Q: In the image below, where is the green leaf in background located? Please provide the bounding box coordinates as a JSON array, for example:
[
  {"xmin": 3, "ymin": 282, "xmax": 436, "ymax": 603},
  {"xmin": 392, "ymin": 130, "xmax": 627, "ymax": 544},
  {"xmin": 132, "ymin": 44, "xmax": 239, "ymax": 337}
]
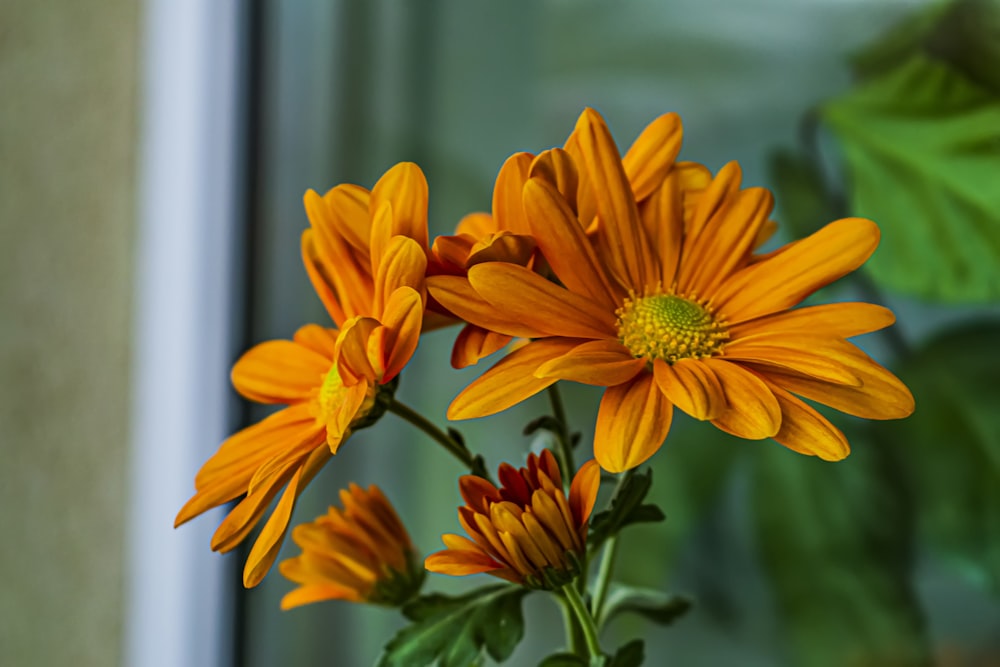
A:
[
  {"xmin": 377, "ymin": 585, "xmax": 529, "ymax": 667},
  {"xmin": 851, "ymin": 0, "xmax": 1000, "ymax": 95},
  {"xmin": 597, "ymin": 585, "xmax": 692, "ymax": 629},
  {"xmin": 588, "ymin": 469, "xmax": 665, "ymax": 550},
  {"xmin": 607, "ymin": 639, "xmax": 644, "ymax": 667},
  {"xmin": 767, "ymin": 148, "xmax": 837, "ymax": 239},
  {"xmin": 874, "ymin": 322, "xmax": 1000, "ymax": 593},
  {"xmin": 822, "ymin": 53, "xmax": 1000, "ymax": 303},
  {"xmin": 753, "ymin": 441, "xmax": 930, "ymax": 667},
  {"xmin": 538, "ymin": 653, "xmax": 588, "ymax": 667}
]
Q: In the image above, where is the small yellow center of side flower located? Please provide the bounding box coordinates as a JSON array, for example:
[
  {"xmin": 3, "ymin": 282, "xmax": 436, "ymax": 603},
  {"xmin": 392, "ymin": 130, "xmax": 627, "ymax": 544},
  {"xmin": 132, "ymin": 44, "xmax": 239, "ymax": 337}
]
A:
[
  {"xmin": 616, "ymin": 293, "xmax": 728, "ymax": 363},
  {"xmin": 316, "ymin": 364, "xmax": 349, "ymax": 423}
]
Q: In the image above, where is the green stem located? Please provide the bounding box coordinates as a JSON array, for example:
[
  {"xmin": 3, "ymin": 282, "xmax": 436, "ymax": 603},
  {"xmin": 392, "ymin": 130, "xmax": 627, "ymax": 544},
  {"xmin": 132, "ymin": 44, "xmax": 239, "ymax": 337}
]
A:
[
  {"xmin": 556, "ymin": 594, "xmax": 582, "ymax": 656},
  {"xmin": 589, "ymin": 470, "xmax": 632, "ymax": 621},
  {"xmin": 547, "ymin": 384, "xmax": 574, "ymax": 489},
  {"xmin": 562, "ymin": 584, "xmax": 604, "ymax": 664},
  {"xmin": 590, "ymin": 534, "xmax": 618, "ymax": 625},
  {"xmin": 388, "ymin": 400, "xmax": 487, "ymax": 478}
]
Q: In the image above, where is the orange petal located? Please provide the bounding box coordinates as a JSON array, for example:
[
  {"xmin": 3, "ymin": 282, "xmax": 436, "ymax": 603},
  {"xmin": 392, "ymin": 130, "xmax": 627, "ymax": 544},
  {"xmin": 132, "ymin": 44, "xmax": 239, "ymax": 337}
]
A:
[
  {"xmin": 319, "ymin": 183, "xmax": 371, "ymax": 254},
  {"xmin": 190, "ymin": 403, "xmax": 317, "ymax": 490},
  {"xmin": 425, "ymin": 548, "xmax": 504, "ymax": 576},
  {"xmin": 280, "ymin": 583, "xmax": 362, "ymax": 610},
  {"xmin": 535, "ymin": 339, "xmax": 645, "ymax": 386},
  {"xmin": 323, "ymin": 382, "xmax": 366, "ymax": 454},
  {"xmin": 467, "ymin": 232, "xmax": 536, "ymax": 267},
  {"xmin": 209, "ymin": 468, "xmax": 297, "ymax": 554},
  {"xmin": 292, "ymin": 324, "xmax": 339, "ymax": 358},
  {"xmin": 492, "ymin": 152, "xmax": 533, "ymax": 235},
  {"xmin": 370, "ymin": 162, "xmax": 429, "ymax": 261},
  {"xmin": 301, "ymin": 231, "xmax": 347, "ymax": 326},
  {"xmin": 730, "ymin": 302, "xmax": 896, "ymax": 340},
  {"xmin": 574, "ymin": 108, "xmax": 651, "ymax": 288},
  {"xmin": 448, "ymin": 338, "xmax": 582, "ymax": 419},
  {"xmin": 231, "ymin": 339, "xmax": 328, "ymax": 404},
  {"xmin": 722, "ymin": 333, "xmax": 864, "ymax": 386},
  {"xmin": 373, "ymin": 235, "xmax": 426, "ymax": 316},
  {"xmin": 456, "ymin": 211, "xmax": 497, "ymax": 237},
  {"xmin": 243, "ymin": 446, "xmax": 332, "ymax": 587},
  {"xmin": 714, "ymin": 218, "xmax": 881, "ymax": 323},
  {"xmin": 427, "ymin": 275, "xmax": 550, "ymax": 339},
  {"xmin": 594, "ymin": 373, "xmax": 673, "ymax": 472},
  {"xmin": 431, "ymin": 233, "xmax": 476, "ymax": 270},
  {"xmin": 641, "ymin": 173, "xmax": 683, "ymax": 287},
  {"xmin": 335, "ymin": 317, "xmax": 380, "ymax": 386},
  {"xmin": 765, "ymin": 382, "xmax": 850, "ymax": 460},
  {"xmin": 247, "ymin": 436, "xmax": 321, "ymax": 496},
  {"xmin": 683, "ymin": 161, "xmax": 743, "ymax": 240},
  {"xmin": 303, "ymin": 191, "xmax": 373, "ymax": 318},
  {"xmin": 680, "ymin": 186, "xmax": 774, "ymax": 297},
  {"xmin": 704, "ymin": 359, "xmax": 781, "ymax": 439},
  {"xmin": 568, "ymin": 460, "xmax": 601, "ymax": 527},
  {"xmin": 652, "ymin": 357, "xmax": 726, "ymax": 421},
  {"xmin": 468, "ymin": 262, "xmax": 617, "ymax": 339},
  {"xmin": 754, "ymin": 349, "xmax": 914, "ymax": 421},
  {"xmin": 523, "ymin": 176, "xmax": 618, "ymax": 306},
  {"xmin": 381, "ymin": 286, "xmax": 423, "ymax": 381},
  {"xmin": 451, "ymin": 325, "xmax": 512, "ymax": 369},
  {"xmin": 622, "ymin": 112, "xmax": 683, "ymax": 201},
  {"xmin": 562, "ymin": 130, "xmax": 597, "ymax": 227},
  {"xmin": 530, "ymin": 148, "xmax": 579, "ymax": 214}
]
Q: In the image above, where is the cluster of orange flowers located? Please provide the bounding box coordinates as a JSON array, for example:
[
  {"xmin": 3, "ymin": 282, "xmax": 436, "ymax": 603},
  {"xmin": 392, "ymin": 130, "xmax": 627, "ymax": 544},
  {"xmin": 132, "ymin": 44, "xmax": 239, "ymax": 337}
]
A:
[{"xmin": 175, "ymin": 108, "xmax": 913, "ymax": 608}]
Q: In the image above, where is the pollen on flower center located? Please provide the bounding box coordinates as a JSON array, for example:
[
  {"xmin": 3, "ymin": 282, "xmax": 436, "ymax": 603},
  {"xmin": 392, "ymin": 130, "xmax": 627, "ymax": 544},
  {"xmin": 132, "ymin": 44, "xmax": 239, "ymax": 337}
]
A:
[{"xmin": 616, "ymin": 292, "xmax": 728, "ymax": 363}]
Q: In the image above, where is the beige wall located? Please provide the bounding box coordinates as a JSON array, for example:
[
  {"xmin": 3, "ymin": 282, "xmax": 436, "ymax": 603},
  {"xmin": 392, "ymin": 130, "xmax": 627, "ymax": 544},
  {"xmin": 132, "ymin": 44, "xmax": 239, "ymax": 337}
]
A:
[{"xmin": 0, "ymin": 2, "xmax": 139, "ymax": 665}]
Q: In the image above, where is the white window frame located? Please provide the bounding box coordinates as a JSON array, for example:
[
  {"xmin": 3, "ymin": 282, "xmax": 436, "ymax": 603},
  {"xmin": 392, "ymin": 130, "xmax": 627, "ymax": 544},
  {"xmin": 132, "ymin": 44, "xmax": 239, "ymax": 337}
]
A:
[{"xmin": 125, "ymin": 1, "xmax": 247, "ymax": 665}]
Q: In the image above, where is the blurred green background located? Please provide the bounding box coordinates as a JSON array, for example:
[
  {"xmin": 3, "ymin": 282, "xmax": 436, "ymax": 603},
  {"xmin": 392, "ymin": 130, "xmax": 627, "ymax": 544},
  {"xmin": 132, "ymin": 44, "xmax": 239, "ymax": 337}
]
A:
[{"xmin": 2, "ymin": 0, "xmax": 998, "ymax": 665}]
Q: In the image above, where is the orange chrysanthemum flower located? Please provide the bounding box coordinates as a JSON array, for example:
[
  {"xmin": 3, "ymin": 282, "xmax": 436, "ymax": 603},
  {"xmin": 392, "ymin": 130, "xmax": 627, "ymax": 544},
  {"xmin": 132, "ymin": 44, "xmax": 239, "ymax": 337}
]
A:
[
  {"xmin": 279, "ymin": 484, "xmax": 423, "ymax": 609},
  {"xmin": 428, "ymin": 152, "xmax": 540, "ymax": 368},
  {"xmin": 175, "ymin": 164, "xmax": 429, "ymax": 587},
  {"xmin": 425, "ymin": 450, "xmax": 600, "ymax": 588},
  {"xmin": 430, "ymin": 108, "xmax": 914, "ymax": 473}
]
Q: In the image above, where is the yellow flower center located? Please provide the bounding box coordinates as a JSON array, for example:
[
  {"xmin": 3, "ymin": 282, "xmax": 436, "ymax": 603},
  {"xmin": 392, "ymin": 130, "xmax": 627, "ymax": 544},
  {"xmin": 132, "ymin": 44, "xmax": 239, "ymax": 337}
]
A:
[
  {"xmin": 616, "ymin": 292, "xmax": 728, "ymax": 363},
  {"xmin": 311, "ymin": 362, "xmax": 398, "ymax": 431},
  {"xmin": 317, "ymin": 364, "xmax": 349, "ymax": 423}
]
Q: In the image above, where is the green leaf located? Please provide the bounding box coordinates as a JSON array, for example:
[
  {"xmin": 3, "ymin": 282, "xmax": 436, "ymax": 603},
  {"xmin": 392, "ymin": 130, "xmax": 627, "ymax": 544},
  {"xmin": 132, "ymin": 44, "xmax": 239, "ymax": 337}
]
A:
[
  {"xmin": 753, "ymin": 441, "xmax": 930, "ymax": 667},
  {"xmin": 377, "ymin": 585, "xmax": 530, "ymax": 667},
  {"xmin": 607, "ymin": 640, "xmax": 644, "ymax": 667},
  {"xmin": 767, "ymin": 148, "xmax": 837, "ymax": 240},
  {"xmin": 537, "ymin": 654, "xmax": 588, "ymax": 667},
  {"xmin": 598, "ymin": 585, "xmax": 692, "ymax": 629},
  {"xmin": 874, "ymin": 322, "xmax": 1000, "ymax": 593},
  {"xmin": 822, "ymin": 52, "xmax": 1000, "ymax": 303},
  {"xmin": 588, "ymin": 469, "xmax": 665, "ymax": 549},
  {"xmin": 925, "ymin": 0, "xmax": 1000, "ymax": 94},
  {"xmin": 851, "ymin": 0, "xmax": 1000, "ymax": 94}
]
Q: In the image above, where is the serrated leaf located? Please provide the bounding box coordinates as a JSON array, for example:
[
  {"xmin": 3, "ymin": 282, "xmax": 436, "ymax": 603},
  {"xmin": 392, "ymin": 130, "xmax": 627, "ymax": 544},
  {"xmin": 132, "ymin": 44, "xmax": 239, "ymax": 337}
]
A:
[
  {"xmin": 598, "ymin": 585, "xmax": 692, "ymax": 629},
  {"xmin": 874, "ymin": 322, "xmax": 1000, "ymax": 593},
  {"xmin": 822, "ymin": 53, "xmax": 1000, "ymax": 303},
  {"xmin": 608, "ymin": 639, "xmax": 644, "ymax": 667},
  {"xmin": 768, "ymin": 149, "xmax": 836, "ymax": 240},
  {"xmin": 753, "ymin": 441, "xmax": 930, "ymax": 667},
  {"xmin": 588, "ymin": 470, "xmax": 664, "ymax": 549},
  {"xmin": 378, "ymin": 585, "xmax": 529, "ymax": 667}
]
